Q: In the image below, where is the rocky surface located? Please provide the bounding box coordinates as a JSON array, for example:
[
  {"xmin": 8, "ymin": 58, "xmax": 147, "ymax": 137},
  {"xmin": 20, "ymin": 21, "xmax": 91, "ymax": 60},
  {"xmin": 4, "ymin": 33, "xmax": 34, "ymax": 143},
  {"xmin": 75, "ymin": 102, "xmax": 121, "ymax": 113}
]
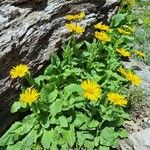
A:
[
  {"xmin": 0, "ymin": 0, "xmax": 118, "ymax": 135},
  {"xmin": 120, "ymin": 128, "xmax": 150, "ymax": 150}
]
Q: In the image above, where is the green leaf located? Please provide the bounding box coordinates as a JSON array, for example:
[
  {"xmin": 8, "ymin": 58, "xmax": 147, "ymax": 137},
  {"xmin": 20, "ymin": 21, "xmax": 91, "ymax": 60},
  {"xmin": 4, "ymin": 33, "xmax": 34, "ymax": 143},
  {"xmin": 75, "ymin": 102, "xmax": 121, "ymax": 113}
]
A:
[
  {"xmin": 87, "ymin": 120, "xmax": 99, "ymax": 128},
  {"xmin": 64, "ymin": 84, "xmax": 82, "ymax": 95},
  {"xmin": 111, "ymin": 13, "xmax": 127, "ymax": 27},
  {"xmin": 50, "ymin": 99, "xmax": 63, "ymax": 116},
  {"xmin": 100, "ymin": 146, "xmax": 110, "ymax": 150},
  {"xmin": 118, "ymin": 128, "xmax": 128, "ymax": 138},
  {"xmin": 100, "ymin": 127, "xmax": 118, "ymax": 147},
  {"xmin": 58, "ymin": 116, "xmax": 68, "ymax": 128},
  {"xmin": 34, "ymin": 75, "xmax": 50, "ymax": 86},
  {"xmin": 11, "ymin": 101, "xmax": 26, "ymax": 113},
  {"xmin": 40, "ymin": 84, "xmax": 55, "ymax": 101},
  {"xmin": 84, "ymin": 140, "xmax": 95, "ymax": 150},
  {"xmin": 48, "ymin": 89, "xmax": 58, "ymax": 102},
  {"xmin": 77, "ymin": 132, "xmax": 85, "ymax": 147},
  {"xmin": 0, "ymin": 122, "xmax": 22, "ymax": 146},
  {"xmin": 41, "ymin": 129, "xmax": 53, "ymax": 149},
  {"xmin": 62, "ymin": 126, "xmax": 75, "ymax": 147}
]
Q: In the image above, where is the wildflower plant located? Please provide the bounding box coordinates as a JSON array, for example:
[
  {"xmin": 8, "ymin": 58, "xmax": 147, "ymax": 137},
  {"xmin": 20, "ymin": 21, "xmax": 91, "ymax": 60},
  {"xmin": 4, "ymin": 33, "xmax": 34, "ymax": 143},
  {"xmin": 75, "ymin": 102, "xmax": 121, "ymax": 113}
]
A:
[{"xmin": 0, "ymin": 10, "xmax": 142, "ymax": 150}]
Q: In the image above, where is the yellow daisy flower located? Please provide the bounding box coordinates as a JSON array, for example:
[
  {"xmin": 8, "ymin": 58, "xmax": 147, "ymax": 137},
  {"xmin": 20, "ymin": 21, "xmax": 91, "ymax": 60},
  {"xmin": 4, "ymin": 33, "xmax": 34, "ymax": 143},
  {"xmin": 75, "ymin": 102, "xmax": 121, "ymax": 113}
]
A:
[
  {"xmin": 117, "ymin": 28, "xmax": 131, "ymax": 35},
  {"xmin": 135, "ymin": 50, "xmax": 145, "ymax": 57},
  {"xmin": 117, "ymin": 66, "xmax": 127, "ymax": 76},
  {"xmin": 116, "ymin": 48, "xmax": 131, "ymax": 57},
  {"xmin": 81, "ymin": 80, "xmax": 101, "ymax": 101},
  {"xmin": 65, "ymin": 12, "xmax": 85, "ymax": 21},
  {"xmin": 95, "ymin": 31, "xmax": 111, "ymax": 42},
  {"xmin": 107, "ymin": 92, "xmax": 127, "ymax": 106},
  {"xmin": 20, "ymin": 87, "xmax": 40, "ymax": 105},
  {"xmin": 94, "ymin": 23, "xmax": 110, "ymax": 32},
  {"xmin": 127, "ymin": 0, "xmax": 136, "ymax": 5},
  {"xmin": 10, "ymin": 64, "xmax": 29, "ymax": 79},
  {"xmin": 124, "ymin": 26, "xmax": 135, "ymax": 33},
  {"xmin": 65, "ymin": 23, "xmax": 85, "ymax": 33},
  {"xmin": 125, "ymin": 71, "xmax": 142, "ymax": 86}
]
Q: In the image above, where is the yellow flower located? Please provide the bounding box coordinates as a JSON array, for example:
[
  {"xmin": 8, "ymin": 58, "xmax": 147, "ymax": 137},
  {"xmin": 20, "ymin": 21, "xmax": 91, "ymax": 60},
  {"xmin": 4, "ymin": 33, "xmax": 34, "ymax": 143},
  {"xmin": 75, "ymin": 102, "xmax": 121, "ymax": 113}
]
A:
[
  {"xmin": 127, "ymin": 0, "xmax": 136, "ymax": 5},
  {"xmin": 135, "ymin": 50, "xmax": 145, "ymax": 57},
  {"xmin": 125, "ymin": 71, "xmax": 142, "ymax": 86},
  {"xmin": 116, "ymin": 48, "xmax": 131, "ymax": 57},
  {"xmin": 65, "ymin": 23, "xmax": 85, "ymax": 33},
  {"xmin": 95, "ymin": 31, "xmax": 111, "ymax": 42},
  {"xmin": 107, "ymin": 92, "xmax": 127, "ymax": 106},
  {"xmin": 94, "ymin": 23, "xmax": 110, "ymax": 32},
  {"xmin": 117, "ymin": 66, "xmax": 127, "ymax": 76},
  {"xmin": 81, "ymin": 80, "xmax": 101, "ymax": 101},
  {"xmin": 124, "ymin": 26, "xmax": 135, "ymax": 33},
  {"xmin": 10, "ymin": 64, "xmax": 29, "ymax": 79},
  {"xmin": 20, "ymin": 87, "xmax": 40, "ymax": 105},
  {"xmin": 117, "ymin": 28, "xmax": 131, "ymax": 35},
  {"xmin": 65, "ymin": 12, "xmax": 85, "ymax": 21}
]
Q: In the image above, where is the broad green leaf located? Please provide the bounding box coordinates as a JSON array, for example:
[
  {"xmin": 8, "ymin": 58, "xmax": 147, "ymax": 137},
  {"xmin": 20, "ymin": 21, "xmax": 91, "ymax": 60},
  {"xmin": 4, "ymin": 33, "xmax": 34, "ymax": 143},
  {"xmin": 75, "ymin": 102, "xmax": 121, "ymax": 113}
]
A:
[
  {"xmin": 50, "ymin": 99, "xmax": 63, "ymax": 116},
  {"xmin": 77, "ymin": 132, "xmax": 85, "ymax": 147},
  {"xmin": 100, "ymin": 127, "xmax": 118, "ymax": 147},
  {"xmin": 11, "ymin": 101, "xmax": 26, "ymax": 113},
  {"xmin": 118, "ymin": 128, "xmax": 128, "ymax": 138},
  {"xmin": 58, "ymin": 116, "xmax": 68, "ymax": 128},
  {"xmin": 100, "ymin": 146, "xmax": 110, "ymax": 150},
  {"xmin": 87, "ymin": 120, "xmax": 99, "ymax": 128},
  {"xmin": 7, "ymin": 141, "xmax": 23, "ymax": 150},
  {"xmin": 40, "ymin": 84, "xmax": 55, "ymax": 101},
  {"xmin": 84, "ymin": 140, "xmax": 95, "ymax": 150},
  {"xmin": 0, "ymin": 122, "xmax": 22, "ymax": 146},
  {"xmin": 48, "ymin": 89, "xmax": 58, "ymax": 102},
  {"xmin": 64, "ymin": 84, "xmax": 82, "ymax": 94},
  {"xmin": 41, "ymin": 129, "xmax": 53, "ymax": 149},
  {"xmin": 34, "ymin": 75, "xmax": 50, "ymax": 86},
  {"xmin": 62, "ymin": 126, "xmax": 75, "ymax": 147},
  {"xmin": 21, "ymin": 129, "xmax": 37, "ymax": 150},
  {"xmin": 111, "ymin": 13, "xmax": 127, "ymax": 27}
]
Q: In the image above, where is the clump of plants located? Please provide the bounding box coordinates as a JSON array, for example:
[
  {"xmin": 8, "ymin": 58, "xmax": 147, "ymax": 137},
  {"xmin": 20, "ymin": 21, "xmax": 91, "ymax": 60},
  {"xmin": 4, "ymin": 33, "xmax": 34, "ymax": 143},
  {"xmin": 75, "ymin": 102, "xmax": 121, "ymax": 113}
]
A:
[{"xmin": 0, "ymin": 9, "xmax": 144, "ymax": 150}]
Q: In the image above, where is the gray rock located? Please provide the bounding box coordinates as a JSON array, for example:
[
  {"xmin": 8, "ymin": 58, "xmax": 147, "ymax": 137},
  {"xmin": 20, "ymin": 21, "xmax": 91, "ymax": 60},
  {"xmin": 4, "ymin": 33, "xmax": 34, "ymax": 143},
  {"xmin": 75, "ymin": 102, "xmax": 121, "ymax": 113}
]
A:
[
  {"xmin": 120, "ymin": 128, "xmax": 150, "ymax": 150},
  {"xmin": 0, "ymin": 0, "xmax": 118, "ymax": 134}
]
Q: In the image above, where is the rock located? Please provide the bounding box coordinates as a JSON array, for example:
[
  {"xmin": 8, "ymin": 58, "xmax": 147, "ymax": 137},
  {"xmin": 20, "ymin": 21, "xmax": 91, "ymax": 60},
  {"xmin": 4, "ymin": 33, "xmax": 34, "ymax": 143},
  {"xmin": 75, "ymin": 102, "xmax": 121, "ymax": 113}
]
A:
[
  {"xmin": 0, "ymin": 0, "xmax": 119, "ymax": 135},
  {"xmin": 120, "ymin": 128, "xmax": 150, "ymax": 150}
]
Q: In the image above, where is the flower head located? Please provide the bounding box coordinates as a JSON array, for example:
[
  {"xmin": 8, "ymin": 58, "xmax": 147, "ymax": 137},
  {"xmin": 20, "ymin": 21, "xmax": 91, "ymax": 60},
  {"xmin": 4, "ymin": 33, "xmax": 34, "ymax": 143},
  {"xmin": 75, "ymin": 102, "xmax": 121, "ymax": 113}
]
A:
[
  {"xmin": 116, "ymin": 48, "xmax": 131, "ymax": 57},
  {"xmin": 127, "ymin": 0, "xmax": 136, "ymax": 5},
  {"xmin": 65, "ymin": 12, "xmax": 85, "ymax": 21},
  {"xmin": 135, "ymin": 50, "xmax": 145, "ymax": 57},
  {"xmin": 65, "ymin": 23, "xmax": 84, "ymax": 33},
  {"xmin": 117, "ymin": 66, "xmax": 127, "ymax": 76},
  {"xmin": 95, "ymin": 31, "xmax": 111, "ymax": 42},
  {"xmin": 81, "ymin": 80, "xmax": 101, "ymax": 101},
  {"xmin": 10, "ymin": 64, "xmax": 29, "ymax": 79},
  {"xmin": 107, "ymin": 92, "xmax": 127, "ymax": 106},
  {"xmin": 125, "ymin": 71, "xmax": 142, "ymax": 86},
  {"xmin": 94, "ymin": 23, "xmax": 110, "ymax": 32},
  {"xmin": 20, "ymin": 87, "xmax": 40, "ymax": 105},
  {"xmin": 117, "ymin": 28, "xmax": 131, "ymax": 35}
]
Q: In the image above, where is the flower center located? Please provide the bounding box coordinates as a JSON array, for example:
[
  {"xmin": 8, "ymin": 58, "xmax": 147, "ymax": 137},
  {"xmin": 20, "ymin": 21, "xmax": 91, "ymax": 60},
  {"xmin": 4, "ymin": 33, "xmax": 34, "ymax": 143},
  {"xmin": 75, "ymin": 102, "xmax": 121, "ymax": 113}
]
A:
[{"xmin": 86, "ymin": 87, "xmax": 94, "ymax": 94}]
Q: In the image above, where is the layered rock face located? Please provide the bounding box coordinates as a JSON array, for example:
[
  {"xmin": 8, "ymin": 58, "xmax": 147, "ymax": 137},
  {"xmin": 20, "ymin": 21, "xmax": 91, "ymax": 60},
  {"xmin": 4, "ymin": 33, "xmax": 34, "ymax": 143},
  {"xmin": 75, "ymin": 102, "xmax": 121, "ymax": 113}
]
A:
[{"xmin": 0, "ymin": 0, "xmax": 118, "ymax": 134}]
